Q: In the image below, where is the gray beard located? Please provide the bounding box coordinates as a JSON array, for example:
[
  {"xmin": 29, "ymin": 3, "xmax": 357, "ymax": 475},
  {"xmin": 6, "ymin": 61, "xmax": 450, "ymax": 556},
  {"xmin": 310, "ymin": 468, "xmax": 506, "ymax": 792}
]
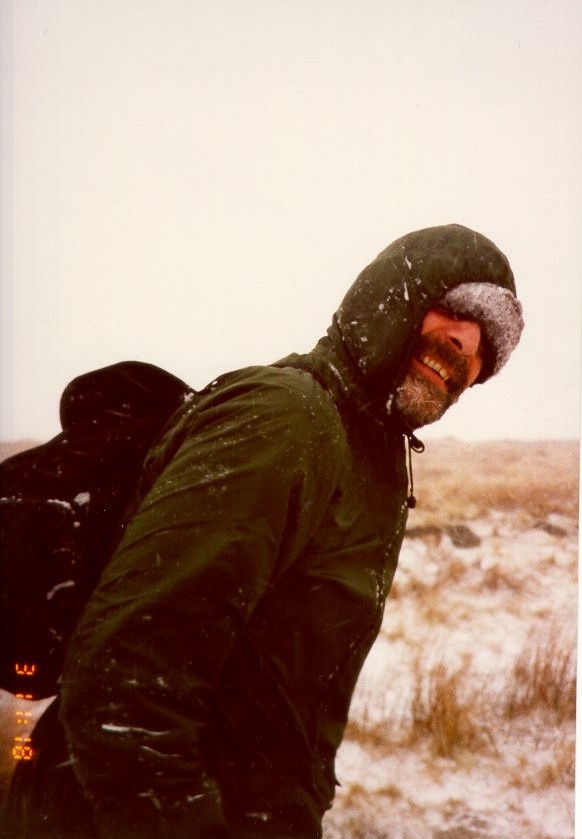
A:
[{"xmin": 393, "ymin": 370, "xmax": 459, "ymax": 428}]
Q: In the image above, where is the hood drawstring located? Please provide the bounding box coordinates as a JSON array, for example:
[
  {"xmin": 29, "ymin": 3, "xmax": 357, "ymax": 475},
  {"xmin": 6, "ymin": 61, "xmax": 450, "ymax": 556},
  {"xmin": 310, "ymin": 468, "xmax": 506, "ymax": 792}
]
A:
[{"xmin": 404, "ymin": 431, "xmax": 425, "ymax": 508}]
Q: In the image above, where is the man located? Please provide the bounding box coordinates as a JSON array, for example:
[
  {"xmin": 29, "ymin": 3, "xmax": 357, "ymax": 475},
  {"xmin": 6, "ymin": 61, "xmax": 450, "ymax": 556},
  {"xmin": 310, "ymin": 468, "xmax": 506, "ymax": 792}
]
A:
[{"xmin": 14, "ymin": 224, "xmax": 524, "ymax": 838}]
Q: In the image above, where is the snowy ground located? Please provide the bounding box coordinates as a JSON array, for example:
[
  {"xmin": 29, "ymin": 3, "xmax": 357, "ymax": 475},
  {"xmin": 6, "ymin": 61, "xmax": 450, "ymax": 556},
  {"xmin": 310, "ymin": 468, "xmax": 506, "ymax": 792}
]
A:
[{"xmin": 323, "ymin": 440, "xmax": 578, "ymax": 839}]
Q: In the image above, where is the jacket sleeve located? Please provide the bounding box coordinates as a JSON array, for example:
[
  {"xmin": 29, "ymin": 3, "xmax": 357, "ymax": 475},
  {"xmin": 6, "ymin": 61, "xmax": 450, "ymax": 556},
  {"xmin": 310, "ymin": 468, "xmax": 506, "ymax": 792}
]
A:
[{"xmin": 59, "ymin": 369, "xmax": 348, "ymax": 839}]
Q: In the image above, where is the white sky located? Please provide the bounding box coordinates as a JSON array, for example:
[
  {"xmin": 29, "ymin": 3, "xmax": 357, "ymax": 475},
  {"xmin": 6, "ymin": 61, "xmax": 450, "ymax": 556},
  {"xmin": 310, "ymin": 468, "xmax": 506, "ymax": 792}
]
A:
[{"xmin": 1, "ymin": 0, "xmax": 581, "ymax": 442}]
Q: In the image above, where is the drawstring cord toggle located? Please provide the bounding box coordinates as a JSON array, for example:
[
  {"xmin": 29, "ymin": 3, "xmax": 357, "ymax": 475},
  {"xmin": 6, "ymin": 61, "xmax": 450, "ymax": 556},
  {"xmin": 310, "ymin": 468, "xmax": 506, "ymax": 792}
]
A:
[{"xmin": 405, "ymin": 432, "xmax": 425, "ymax": 508}]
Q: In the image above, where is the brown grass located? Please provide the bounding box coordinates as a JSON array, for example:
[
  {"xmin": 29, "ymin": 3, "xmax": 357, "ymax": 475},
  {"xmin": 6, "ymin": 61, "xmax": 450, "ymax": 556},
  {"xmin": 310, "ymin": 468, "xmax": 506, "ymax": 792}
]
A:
[
  {"xmin": 346, "ymin": 660, "xmax": 493, "ymax": 761},
  {"xmin": 504, "ymin": 625, "xmax": 577, "ymax": 723},
  {"xmin": 408, "ymin": 661, "xmax": 490, "ymax": 759},
  {"xmin": 411, "ymin": 439, "xmax": 579, "ymax": 521},
  {"xmin": 348, "ymin": 623, "xmax": 577, "ymax": 767}
]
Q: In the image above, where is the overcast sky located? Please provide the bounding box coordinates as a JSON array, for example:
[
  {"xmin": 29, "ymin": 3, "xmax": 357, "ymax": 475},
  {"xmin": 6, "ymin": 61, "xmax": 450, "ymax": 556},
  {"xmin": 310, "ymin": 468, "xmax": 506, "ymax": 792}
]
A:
[{"xmin": 1, "ymin": 0, "xmax": 581, "ymax": 442}]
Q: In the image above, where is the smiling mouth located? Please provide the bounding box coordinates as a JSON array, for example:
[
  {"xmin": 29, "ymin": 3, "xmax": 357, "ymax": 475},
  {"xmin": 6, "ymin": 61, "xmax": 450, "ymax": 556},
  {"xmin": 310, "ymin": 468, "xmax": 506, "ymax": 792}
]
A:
[
  {"xmin": 409, "ymin": 336, "xmax": 469, "ymax": 397},
  {"xmin": 417, "ymin": 354, "xmax": 451, "ymax": 384}
]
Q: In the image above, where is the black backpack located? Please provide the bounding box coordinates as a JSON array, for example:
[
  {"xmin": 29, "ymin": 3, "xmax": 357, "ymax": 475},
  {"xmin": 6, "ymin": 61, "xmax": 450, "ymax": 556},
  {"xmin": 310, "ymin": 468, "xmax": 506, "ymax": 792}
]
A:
[{"xmin": 0, "ymin": 361, "xmax": 191, "ymax": 697}]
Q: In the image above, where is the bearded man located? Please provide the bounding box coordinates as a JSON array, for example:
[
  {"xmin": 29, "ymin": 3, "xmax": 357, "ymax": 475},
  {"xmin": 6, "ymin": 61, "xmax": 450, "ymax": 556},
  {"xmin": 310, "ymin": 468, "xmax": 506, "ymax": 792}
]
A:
[{"xmin": 3, "ymin": 224, "xmax": 524, "ymax": 839}]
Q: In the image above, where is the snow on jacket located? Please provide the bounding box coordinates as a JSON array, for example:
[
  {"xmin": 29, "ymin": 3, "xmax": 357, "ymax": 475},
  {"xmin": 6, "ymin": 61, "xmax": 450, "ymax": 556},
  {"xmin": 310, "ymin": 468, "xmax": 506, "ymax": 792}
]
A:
[{"xmin": 58, "ymin": 224, "xmax": 519, "ymax": 839}]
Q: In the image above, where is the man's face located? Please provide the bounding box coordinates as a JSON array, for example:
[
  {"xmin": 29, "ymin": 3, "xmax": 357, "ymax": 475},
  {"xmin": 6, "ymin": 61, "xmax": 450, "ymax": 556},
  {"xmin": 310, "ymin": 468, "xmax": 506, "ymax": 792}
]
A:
[{"xmin": 394, "ymin": 306, "xmax": 484, "ymax": 428}]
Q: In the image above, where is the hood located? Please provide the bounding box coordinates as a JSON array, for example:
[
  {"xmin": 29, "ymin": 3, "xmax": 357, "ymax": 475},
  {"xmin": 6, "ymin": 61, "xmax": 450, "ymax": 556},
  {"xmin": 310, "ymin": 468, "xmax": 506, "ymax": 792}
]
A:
[{"xmin": 332, "ymin": 223, "xmax": 521, "ymax": 407}]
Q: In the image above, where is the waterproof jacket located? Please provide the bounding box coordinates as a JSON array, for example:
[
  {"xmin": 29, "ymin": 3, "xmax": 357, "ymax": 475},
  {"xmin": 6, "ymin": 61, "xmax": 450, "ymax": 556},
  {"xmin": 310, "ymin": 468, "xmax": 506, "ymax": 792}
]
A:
[{"xmin": 56, "ymin": 224, "xmax": 519, "ymax": 839}]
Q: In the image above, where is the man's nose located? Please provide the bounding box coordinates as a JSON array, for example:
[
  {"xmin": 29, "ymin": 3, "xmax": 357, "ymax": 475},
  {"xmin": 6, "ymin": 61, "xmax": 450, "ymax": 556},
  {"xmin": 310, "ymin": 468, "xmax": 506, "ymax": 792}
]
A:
[{"xmin": 445, "ymin": 319, "xmax": 481, "ymax": 356}]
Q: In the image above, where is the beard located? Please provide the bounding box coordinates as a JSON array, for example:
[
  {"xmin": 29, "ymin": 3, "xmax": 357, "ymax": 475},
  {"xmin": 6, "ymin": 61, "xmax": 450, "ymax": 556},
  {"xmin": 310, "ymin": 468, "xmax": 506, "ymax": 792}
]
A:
[
  {"xmin": 394, "ymin": 371, "xmax": 456, "ymax": 427},
  {"xmin": 392, "ymin": 335, "xmax": 469, "ymax": 429}
]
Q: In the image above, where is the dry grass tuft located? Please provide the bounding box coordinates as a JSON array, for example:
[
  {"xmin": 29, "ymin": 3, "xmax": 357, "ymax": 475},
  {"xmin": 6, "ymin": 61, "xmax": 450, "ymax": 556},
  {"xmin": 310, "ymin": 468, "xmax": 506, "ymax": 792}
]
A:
[
  {"xmin": 409, "ymin": 661, "xmax": 490, "ymax": 759},
  {"xmin": 344, "ymin": 717, "xmax": 393, "ymax": 752},
  {"xmin": 504, "ymin": 626, "xmax": 576, "ymax": 723}
]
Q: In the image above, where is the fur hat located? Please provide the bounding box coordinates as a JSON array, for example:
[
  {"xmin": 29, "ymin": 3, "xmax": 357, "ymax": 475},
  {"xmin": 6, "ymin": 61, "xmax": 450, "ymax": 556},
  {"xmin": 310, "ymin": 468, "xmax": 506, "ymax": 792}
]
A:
[{"xmin": 441, "ymin": 282, "xmax": 524, "ymax": 381}]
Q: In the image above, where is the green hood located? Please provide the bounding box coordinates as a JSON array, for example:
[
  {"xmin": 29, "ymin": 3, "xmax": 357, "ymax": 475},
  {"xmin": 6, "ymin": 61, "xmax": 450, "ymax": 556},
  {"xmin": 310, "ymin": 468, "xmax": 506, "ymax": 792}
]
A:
[{"xmin": 333, "ymin": 223, "xmax": 520, "ymax": 406}]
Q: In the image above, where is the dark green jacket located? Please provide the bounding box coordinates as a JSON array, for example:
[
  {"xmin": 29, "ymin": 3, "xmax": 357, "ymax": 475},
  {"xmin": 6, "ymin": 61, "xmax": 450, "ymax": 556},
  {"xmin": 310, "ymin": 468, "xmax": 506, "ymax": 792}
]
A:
[
  {"xmin": 58, "ymin": 224, "xmax": 519, "ymax": 839},
  {"xmin": 58, "ymin": 358, "xmax": 409, "ymax": 839}
]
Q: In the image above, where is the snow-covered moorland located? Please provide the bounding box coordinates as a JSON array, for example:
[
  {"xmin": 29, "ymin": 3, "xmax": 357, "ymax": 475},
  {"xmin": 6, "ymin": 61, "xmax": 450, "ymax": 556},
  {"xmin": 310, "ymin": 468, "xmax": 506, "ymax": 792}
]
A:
[{"xmin": 323, "ymin": 439, "xmax": 578, "ymax": 839}]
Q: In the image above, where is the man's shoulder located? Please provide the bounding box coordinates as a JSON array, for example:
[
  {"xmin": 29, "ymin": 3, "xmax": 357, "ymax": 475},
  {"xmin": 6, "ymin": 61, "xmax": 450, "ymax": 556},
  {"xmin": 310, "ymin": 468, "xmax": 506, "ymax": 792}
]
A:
[
  {"xmin": 202, "ymin": 364, "xmax": 345, "ymax": 437},
  {"xmin": 254, "ymin": 364, "xmax": 334, "ymax": 403}
]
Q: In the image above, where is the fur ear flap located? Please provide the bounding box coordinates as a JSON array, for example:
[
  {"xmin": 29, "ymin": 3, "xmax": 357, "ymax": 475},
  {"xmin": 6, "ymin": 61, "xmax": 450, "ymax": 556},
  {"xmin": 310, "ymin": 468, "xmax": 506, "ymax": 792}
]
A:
[{"xmin": 442, "ymin": 283, "xmax": 524, "ymax": 382}]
